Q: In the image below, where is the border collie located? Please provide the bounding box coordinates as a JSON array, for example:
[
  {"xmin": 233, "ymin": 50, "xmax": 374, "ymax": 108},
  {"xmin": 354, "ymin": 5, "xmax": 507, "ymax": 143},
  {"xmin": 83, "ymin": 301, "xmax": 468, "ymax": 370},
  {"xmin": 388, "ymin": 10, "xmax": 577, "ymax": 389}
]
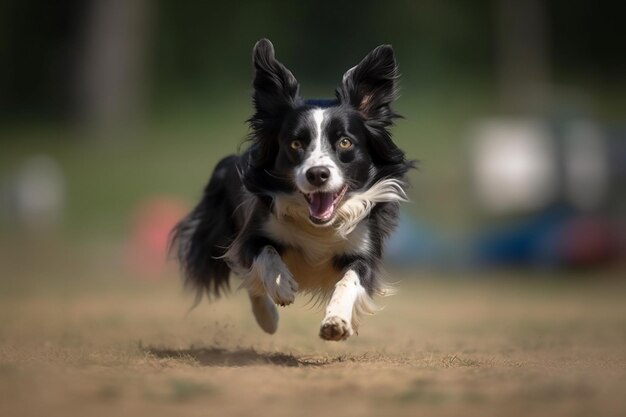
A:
[{"xmin": 171, "ymin": 39, "xmax": 413, "ymax": 341}]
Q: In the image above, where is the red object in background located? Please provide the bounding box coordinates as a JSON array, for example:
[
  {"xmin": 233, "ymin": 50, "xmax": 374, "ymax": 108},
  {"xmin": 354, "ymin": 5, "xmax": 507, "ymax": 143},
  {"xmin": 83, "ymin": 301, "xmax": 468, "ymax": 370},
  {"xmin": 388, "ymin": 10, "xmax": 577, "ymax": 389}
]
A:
[
  {"xmin": 127, "ymin": 197, "xmax": 189, "ymax": 280},
  {"xmin": 561, "ymin": 216, "xmax": 617, "ymax": 267}
]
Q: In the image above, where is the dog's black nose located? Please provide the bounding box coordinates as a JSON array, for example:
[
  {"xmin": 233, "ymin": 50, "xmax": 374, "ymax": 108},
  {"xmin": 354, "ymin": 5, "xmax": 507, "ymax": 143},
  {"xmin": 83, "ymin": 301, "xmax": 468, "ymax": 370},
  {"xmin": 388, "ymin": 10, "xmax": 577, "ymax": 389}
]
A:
[{"xmin": 306, "ymin": 166, "xmax": 330, "ymax": 186}]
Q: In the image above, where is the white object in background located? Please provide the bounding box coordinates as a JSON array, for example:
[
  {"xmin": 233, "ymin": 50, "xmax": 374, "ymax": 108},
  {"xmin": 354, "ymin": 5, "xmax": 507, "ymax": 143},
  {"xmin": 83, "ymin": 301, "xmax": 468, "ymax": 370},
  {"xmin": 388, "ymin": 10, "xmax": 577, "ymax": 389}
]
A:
[
  {"xmin": 12, "ymin": 155, "xmax": 66, "ymax": 231},
  {"xmin": 470, "ymin": 120, "xmax": 557, "ymax": 214}
]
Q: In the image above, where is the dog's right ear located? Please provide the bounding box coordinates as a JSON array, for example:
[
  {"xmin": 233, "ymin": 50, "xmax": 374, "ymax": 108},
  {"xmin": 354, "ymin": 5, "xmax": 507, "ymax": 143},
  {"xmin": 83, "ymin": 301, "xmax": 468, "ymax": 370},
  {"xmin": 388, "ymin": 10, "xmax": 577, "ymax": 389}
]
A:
[
  {"xmin": 247, "ymin": 39, "xmax": 301, "ymax": 168},
  {"xmin": 247, "ymin": 39, "xmax": 301, "ymax": 169},
  {"xmin": 250, "ymin": 39, "xmax": 301, "ymax": 128}
]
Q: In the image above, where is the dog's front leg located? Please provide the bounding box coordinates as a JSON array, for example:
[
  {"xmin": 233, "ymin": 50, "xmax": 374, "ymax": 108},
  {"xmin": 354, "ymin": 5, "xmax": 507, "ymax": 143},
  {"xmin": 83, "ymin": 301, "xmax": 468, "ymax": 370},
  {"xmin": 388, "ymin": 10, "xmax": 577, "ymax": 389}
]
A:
[
  {"xmin": 244, "ymin": 245, "xmax": 299, "ymax": 307},
  {"xmin": 320, "ymin": 269, "xmax": 368, "ymax": 341}
]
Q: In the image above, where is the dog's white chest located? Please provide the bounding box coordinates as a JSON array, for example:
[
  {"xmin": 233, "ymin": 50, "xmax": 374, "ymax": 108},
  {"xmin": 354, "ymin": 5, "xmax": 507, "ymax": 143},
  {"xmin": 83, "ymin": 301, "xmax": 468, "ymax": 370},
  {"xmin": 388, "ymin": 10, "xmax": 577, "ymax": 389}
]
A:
[{"xmin": 262, "ymin": 214, "xmax": 371, "ymax": 291}]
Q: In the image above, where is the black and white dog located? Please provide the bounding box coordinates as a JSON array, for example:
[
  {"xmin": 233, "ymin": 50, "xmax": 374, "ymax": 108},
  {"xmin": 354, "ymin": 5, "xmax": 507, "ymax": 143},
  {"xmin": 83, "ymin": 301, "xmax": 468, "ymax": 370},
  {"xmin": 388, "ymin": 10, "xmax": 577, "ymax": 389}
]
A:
[{"xmin": 171, "ymin": 39, "xmax": 413, "ymax": 341}]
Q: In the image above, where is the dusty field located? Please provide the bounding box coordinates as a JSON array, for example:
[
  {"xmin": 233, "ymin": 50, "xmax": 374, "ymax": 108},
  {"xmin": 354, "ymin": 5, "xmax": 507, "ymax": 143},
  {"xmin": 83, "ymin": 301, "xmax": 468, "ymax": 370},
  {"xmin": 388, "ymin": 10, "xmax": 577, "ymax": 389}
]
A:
[{"xmin": 1, "ymin": 265, "xmax": 626, "ymax": 417}]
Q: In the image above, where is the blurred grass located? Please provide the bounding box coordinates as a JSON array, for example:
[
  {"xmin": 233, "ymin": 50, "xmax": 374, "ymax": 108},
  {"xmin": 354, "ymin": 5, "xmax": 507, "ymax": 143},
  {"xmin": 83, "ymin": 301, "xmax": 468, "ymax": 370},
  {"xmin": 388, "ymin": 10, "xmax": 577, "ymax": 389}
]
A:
[
  {"xmin": 0, "ymin": 83, "xmax": 499, "ymax": 241},
  {"xmin": 2, "ymin": 78, "xmax": 624, "ymax": 250}
]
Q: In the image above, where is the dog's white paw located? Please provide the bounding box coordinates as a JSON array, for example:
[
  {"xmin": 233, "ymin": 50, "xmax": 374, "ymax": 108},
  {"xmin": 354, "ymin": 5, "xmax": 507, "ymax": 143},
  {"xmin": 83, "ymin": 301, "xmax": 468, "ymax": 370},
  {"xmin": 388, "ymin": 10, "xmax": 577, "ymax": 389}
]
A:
[
  {"xmin": 263, "ymin": 263, "xmax": 298, "ymax": 306},
  {"xmin": 319, "ymin": 316, "xmax": 353, "ymax": 341},
  {"xmin": 245, "ymin": 246, "xmax": 299, "ymax": 307}
]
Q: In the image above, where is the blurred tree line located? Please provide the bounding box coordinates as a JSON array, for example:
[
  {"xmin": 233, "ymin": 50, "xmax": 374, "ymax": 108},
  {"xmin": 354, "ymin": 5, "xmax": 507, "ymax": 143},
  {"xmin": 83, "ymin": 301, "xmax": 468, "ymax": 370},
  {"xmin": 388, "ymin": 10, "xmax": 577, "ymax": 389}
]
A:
[{"xmin": 0, "ymin": 0, "xmax": 624, "ymax": 127}]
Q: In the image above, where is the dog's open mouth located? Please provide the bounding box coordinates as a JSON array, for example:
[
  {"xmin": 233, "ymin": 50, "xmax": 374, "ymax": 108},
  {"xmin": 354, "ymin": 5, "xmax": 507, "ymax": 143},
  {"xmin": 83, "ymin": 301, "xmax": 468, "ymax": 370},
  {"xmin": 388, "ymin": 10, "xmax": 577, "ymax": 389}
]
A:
[{"xmin": 302, "ymin": 185, "xmax": 348, "ymax": 225}]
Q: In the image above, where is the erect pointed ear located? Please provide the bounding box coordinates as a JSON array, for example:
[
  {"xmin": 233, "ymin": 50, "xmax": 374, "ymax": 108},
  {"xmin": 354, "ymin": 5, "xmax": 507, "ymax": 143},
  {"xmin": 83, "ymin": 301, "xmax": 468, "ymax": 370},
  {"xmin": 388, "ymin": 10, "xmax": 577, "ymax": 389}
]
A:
[
  {"xmin": 247, "ymin": 39, "xmax": 301, "ymax": 169},
  {"xmin": 336, "ymin": 45, "xmax": 399, "ymax": 125},
  {"xmin": 251, "ymin": 39, "xmax": 301, "ymax": 121},
  {"xmin": 337, "ymin": 45, "xmax": 409, "ymax": 169}
]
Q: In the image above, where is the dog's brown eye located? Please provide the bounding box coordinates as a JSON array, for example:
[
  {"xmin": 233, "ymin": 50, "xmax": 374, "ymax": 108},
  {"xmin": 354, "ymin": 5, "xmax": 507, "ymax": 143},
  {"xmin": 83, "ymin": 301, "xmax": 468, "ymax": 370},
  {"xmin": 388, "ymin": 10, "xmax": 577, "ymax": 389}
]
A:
[
  {"xmin": 290, "ymin": 140, "xmax": 302, "ymax": 150},
  {"xmin": 338, "ymin": 138, "xmax": 353, "ymax": 149}
]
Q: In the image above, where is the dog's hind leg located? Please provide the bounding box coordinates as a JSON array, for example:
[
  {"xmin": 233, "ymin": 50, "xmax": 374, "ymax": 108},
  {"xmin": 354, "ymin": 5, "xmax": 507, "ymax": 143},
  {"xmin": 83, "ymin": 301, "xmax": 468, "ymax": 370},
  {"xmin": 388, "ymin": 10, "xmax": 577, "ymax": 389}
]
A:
[{"xmin": 249, "ymin": 293, "xmax": 279, "ymax": 334}]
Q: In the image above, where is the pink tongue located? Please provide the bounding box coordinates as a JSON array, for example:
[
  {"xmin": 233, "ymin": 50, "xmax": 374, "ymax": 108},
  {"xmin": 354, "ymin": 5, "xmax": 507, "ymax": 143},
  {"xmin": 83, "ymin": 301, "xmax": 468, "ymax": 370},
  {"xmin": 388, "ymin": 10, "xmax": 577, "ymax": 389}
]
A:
[{"xmin": 309, "ymin": 192, "xmax": 334, "ymax": 219}]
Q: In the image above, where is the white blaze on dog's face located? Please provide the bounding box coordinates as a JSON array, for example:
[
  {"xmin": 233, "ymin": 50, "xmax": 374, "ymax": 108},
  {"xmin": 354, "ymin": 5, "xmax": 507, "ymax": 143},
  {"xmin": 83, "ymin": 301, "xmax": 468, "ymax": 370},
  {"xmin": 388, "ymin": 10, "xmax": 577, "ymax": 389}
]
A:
[
  {"xmin": 293, "ymin": 109, "xmax": 345, "ymax": 224},
  {"xmin": 294, "ymin": 109, "xmax": 344, "ymax": 194}
]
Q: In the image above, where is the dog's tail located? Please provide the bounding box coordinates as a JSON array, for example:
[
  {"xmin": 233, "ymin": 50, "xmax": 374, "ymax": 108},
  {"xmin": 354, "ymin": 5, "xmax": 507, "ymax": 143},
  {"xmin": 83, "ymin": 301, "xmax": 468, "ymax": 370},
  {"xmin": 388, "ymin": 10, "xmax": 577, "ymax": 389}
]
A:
[{"xmin": 170, "ymin": 155, "xmax": 241, "ymax": 303}]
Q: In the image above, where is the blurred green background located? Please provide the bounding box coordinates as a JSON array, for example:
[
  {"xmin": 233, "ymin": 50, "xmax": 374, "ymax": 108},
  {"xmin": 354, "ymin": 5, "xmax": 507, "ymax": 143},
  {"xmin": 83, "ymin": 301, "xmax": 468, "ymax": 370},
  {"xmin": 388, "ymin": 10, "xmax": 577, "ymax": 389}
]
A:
[{"xmin": 0, "ymin": 0, "xmax": 624, "ymax": 268}]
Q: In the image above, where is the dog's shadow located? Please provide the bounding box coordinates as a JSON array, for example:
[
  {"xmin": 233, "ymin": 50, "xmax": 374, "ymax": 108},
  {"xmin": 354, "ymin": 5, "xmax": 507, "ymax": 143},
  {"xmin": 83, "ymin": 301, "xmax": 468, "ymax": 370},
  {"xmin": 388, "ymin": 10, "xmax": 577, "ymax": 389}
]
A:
[{"xmin": 145, "ymin": 346, "xmax": 328, "ymax": 368}]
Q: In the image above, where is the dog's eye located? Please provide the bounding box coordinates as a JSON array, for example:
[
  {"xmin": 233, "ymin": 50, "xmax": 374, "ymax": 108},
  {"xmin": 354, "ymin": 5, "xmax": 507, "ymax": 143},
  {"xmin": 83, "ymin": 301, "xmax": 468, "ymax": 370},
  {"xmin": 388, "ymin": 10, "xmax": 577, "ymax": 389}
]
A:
[
  {"xmin": 290, "ymin": 140, "xmax": 302, "ymax": 150},
  {"xmin": 338, "ymin": 138, "xmax": 353, "ymax": 149}
]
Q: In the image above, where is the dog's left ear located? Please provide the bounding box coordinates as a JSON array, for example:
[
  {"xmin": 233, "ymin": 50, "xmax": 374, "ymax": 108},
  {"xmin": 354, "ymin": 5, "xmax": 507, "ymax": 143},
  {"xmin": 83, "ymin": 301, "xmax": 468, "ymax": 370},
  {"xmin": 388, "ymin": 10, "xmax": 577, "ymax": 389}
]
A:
[
  {"xmin": 336, "ymin": 45, "xmax": 399, "ymax": 126},
  {"xmin": 337, "ymin": 45, "xmax": 409, "ymax": 169}
]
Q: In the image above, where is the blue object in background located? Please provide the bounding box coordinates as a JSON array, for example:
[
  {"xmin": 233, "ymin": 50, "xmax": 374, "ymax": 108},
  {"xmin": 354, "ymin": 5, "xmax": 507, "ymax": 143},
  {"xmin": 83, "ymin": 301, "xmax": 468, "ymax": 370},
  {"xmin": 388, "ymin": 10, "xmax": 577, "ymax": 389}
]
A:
[
  {"xmin": 386, "ymin": 210, "xmax": 450, "ymax": 268},
  {"xmin": 470, "ymin": 206, "xmax": 574, "ymax": 268}
]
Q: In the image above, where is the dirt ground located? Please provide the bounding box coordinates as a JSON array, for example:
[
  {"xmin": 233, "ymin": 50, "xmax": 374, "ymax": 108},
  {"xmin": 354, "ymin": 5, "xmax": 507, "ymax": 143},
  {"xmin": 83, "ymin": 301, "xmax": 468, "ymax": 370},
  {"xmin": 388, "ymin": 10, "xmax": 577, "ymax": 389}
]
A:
[{"xmin": 1, "ymin": 266, "xmax": 626, "ymax": 417}]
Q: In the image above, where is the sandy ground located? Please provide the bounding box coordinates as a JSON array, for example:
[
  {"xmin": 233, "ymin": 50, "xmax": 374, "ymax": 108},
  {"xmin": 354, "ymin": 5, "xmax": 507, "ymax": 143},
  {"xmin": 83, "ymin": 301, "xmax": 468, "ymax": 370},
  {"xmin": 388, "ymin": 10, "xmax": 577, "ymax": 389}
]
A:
[{"xmin": 1, "ymin": 266, "xmax": 626, "ymax": 417}]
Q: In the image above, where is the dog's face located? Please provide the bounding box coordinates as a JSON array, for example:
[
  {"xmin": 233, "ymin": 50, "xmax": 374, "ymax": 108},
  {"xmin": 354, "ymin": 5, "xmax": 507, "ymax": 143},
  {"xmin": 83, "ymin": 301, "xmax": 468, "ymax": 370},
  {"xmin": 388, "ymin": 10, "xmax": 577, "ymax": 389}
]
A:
[
  {"xmin": 246, "ymin": 39, "xmax": 406, "ymax": 226},
  {"xmin": 273, "ymin": 106, "xmax": 373, "ymax": 224}
]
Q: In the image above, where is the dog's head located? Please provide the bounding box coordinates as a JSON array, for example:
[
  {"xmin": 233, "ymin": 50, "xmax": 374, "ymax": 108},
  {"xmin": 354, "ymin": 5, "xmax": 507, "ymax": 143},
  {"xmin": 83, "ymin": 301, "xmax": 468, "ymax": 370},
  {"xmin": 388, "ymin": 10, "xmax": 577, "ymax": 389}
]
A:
[{"xmin": 243, "ymin": 39, "xmax": 411, "ymax": 226}]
